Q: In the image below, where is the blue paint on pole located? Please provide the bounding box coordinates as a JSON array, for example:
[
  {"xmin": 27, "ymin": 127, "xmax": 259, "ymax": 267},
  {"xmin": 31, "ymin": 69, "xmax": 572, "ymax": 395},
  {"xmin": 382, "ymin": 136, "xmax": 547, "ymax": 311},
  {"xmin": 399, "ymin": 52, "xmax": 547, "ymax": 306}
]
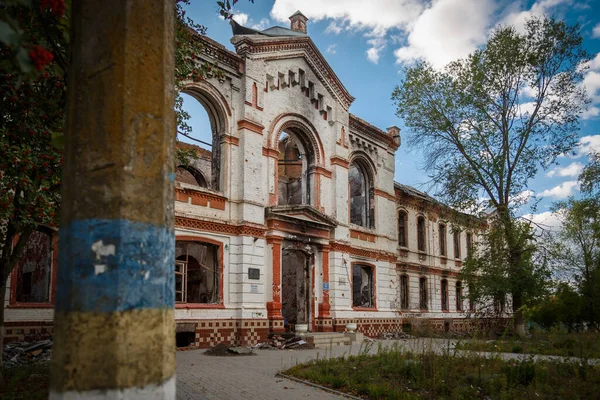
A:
[{"xmin": 56, "ymin": 219, "xmax": 174, "ymax": 313}]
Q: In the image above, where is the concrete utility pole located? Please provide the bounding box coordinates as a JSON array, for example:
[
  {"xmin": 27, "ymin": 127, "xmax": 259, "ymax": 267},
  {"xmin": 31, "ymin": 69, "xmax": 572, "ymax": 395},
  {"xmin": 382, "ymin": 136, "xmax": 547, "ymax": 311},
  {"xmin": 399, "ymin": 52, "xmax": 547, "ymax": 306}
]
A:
[{"xmin": 50, "ymin": 1, "xmax": 176, "ymax": 398}]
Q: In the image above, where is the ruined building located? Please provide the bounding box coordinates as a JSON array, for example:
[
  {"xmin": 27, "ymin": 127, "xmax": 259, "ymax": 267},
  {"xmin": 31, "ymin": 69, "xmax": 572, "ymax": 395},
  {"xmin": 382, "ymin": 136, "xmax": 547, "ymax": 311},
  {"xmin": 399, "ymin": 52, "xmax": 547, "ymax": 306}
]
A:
[{"xmin": 4, "ymin": 12, "xmax": 483, "ymax": 346}]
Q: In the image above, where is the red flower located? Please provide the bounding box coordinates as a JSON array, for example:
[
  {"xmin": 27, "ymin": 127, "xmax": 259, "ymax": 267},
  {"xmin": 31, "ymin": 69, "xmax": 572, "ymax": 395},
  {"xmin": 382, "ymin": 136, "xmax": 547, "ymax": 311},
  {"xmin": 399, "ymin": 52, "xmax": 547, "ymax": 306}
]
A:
[
  {"xmin": 29, "ymin": 46, "xmax": 54, "ymax": 71},
  {"xmin": 40, "ymin": 0, "xmax": 66, "ymax": 18}
]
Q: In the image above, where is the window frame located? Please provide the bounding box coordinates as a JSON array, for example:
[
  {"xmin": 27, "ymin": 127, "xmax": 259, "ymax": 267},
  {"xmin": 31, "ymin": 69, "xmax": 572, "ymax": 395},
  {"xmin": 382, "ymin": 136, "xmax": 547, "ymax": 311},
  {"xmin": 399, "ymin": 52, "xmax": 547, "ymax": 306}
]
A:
[
  {"xmin": 419, "ymin": 276, "xmax": 428, "ymax": 310},
  {"xmin": 439, "ymin": 223, "xmax": 447, "ymax": 257},
  {"xmin": 453, "ymin": 230, "xmax": 461, "ymax": 259},
  {"xmin": 174, "ymin": 236, "xmax": 225, "ymax": 309},
  {"xmin": 466, "ymin": 232, "xmax": 474, "ymax": 256},
  {"xmin": 348, "ymin": 158, "xmax": 375, "ymax": 229},
  {"xmin": 456, "ymin": 281, "xmax": 463, "ymax": 312},
  {"xmin": 398, "ymin": 211, "xmax": 408, "ymax": 248},
  {"xmin": 399, "ymin": 274, "xmax": 409, "ymax": 310},
  {"xmin": 351, "ymin": 262, "xmax": 377, "ymax": 310},
  {"xmin": 417, "ymin": 216, "xmax": 426, "ymax": 252},
  {"xmin": 441, "ymin": 279, "xmax": 449, "ymax": 311},
  {"xmin": 9, "ymin": 230, "xmax": 57, "ymax": 309}
]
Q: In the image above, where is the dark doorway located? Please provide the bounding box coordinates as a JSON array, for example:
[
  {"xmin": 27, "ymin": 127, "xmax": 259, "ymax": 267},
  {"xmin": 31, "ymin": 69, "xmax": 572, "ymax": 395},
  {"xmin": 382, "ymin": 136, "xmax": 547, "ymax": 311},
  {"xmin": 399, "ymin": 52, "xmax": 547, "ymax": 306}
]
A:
[{"xmin": 281, "ymin": 249, "xmax": 311, "ymax": 331}]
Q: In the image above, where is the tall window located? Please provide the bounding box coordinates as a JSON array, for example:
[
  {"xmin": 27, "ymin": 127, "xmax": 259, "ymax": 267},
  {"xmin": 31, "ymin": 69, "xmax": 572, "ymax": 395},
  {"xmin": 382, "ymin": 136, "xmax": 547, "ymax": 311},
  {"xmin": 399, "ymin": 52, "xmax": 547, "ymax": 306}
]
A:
[
  {"xmin": 494, "ymin": 293, "xmax": 505, "ymax": 314},
  {"xmin": 466, "ymin": 232, "xmax": 473, "ymax": 256},
  {"xmin": 398, "ymin": 211, "xmax": 408, "ymax": 247},
  {"xmin": 349, "ymin": 160, "xmax": 374, "ymax": 228},
  {"xmin": 456, "ymin": 281, "xmax": 463, "ymax": 311},
  {"xmin": 352, "ymin": 264, "xmax": 374, "ymax": 308},
  {"xmin": 400, "ymin": 274, "xmax": 409, "ymax": 309},
  {"xmin": 417, "ymin": 216, "xmax": 426, "ymax": 252},
  {"xmin": 453, "ymin": 230, "xmax": 461, "ymax": 259},
  {"xmin": 278, "ymin": 131, "xmax": 313, "ymax": 206},
  {"xmin": 469, "ymin": 283, "xmax": 476, "ymax": 312},
  {"xmin": 419, "ymin": 277, "xmax": 428, "ymax": 310},
  {"xmin": 175, "ymin": 241, "xmax": 220, "ymax": 304},
  {"xmin": 439, "ymin": 223, "xmax": 447, "ymax": 257},
  {"xmin": 441, "ymin": 279, "xmax": 449, "ymax": 311},
  {"xmin": 14, "ymin": 230, "xmax": 52, "ymax": 303}
]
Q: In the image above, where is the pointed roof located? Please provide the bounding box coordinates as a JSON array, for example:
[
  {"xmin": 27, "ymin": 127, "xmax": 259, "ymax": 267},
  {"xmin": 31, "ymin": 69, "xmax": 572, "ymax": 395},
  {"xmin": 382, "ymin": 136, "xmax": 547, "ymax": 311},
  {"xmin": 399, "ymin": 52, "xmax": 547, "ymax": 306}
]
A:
[
  {"xmin": 230, "ymin": 19, "xmax": 306, "ymax": 37},
  {"xmin": 289, "ymin": 10, "xmax": 308, "ymax": 20}
]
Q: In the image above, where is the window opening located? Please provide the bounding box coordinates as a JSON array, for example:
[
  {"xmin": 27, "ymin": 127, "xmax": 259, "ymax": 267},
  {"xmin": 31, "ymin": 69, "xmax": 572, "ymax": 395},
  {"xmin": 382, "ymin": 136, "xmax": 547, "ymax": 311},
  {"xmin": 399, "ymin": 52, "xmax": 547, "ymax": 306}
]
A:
[
  {"xmin": 349, "ymin": 161, "xmax": 374, "ymax": 228},
  {"xmin": 278, "ymin": 131, "xmax": 312, "ymax": 205},
  {"xmin": 175, "ymin": 241, "xmax": 219, "ymax": 304},
  {"xmin": 419, "ymin": 277, "xmax": 428, "ymax": 310},
  {"xmin": 417, "ymin": 216, "xmax": 426, "ymax": 252},
  {"xmin": 454, "ymin": 230, "xmax": 461, "ymax": 259},
  {"xmin": 439, "ymin": 223, "xmax": 447, "ymax": 256},
  {"xmin": 352, "ymin": 264, "xmax": 374, "ymax": 308},
  {"xmin": 15, "ymin": 230, "xmax": 52, "ymax": 303},
  {"xmin": 456, "ymin": 281, "xmax": 463, "ymax": 311},
  {"xmin": 441, "ymin": 279, "xmax": 449, "ymax": 311},
  {"xmin": 398, "ymin": 211, "xmax": 407, "ymax": 247},
  {"xmin": 400, "ymin": 274, "xmax": 409, "ymax": 309}
]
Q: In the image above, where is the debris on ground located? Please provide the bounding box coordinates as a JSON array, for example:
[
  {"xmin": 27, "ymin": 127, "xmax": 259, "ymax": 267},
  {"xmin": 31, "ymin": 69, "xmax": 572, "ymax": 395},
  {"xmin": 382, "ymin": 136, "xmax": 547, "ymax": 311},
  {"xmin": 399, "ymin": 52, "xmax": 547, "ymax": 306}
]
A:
[
  {"xmin": 379, "ymin": 332, "xmax": 416, "ymax": 340},
  {"xmin": 204, "ymin": 343, "xmax": 256, "ymax": 356},
  {"xmin": 3, "ymin": 339, "xmax": 53, "ymax": 368},
  {"xmin": 254, "ymin": 334, "xmax": 315, "ymax": 350}
]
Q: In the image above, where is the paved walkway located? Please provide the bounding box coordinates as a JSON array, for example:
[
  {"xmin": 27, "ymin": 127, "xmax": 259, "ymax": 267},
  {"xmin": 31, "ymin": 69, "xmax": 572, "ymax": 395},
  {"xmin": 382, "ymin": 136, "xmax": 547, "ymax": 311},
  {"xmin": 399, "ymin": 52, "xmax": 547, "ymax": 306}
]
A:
[{"xmin": 175, "ymin": 338, "xmax": 597, "ymax": 399}]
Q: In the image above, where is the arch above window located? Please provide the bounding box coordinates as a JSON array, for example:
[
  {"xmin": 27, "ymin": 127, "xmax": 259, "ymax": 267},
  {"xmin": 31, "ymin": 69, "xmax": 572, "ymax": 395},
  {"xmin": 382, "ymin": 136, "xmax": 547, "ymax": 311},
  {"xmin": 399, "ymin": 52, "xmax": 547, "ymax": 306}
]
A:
[
  {"xmin": 349, "ymin": 158, "xmax": 375, "ymax": 229},
  {"xmin": 176, "ymin": 165, "xmax": 208, "ymax": 188}
]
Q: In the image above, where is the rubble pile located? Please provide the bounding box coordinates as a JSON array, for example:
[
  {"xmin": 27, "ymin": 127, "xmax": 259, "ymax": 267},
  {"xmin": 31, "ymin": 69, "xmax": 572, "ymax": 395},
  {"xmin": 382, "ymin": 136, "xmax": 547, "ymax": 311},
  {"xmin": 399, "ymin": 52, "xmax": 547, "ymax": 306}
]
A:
[
  {"xmin": 3, "ymin": 339, "xmax": 52, "ymax": 368},
  {"xmin": 254, "ymin": 334, "xmax": 315, "ymax": 350},
  {"xmin": 379, "ymin": 332, "xmax": 416, "ymax": 340},
  {"xmin": 204, "ymin": 343, "xmax": 256, "ymax": 356}
]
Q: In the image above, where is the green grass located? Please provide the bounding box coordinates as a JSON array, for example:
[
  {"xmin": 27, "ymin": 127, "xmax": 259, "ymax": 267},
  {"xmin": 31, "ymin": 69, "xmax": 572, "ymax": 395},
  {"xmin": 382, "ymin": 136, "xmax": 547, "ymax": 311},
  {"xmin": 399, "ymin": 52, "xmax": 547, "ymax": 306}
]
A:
[
  {"xmin": 284, "ymin": 343, "xmax": 600, "ymax": 399},
  {"xmin": 455, "ymin": 331, "xmax": 600, "ymax": 359},
  {"xmin": 1, "ymin": 364, "xmax": 49, "ymax": 400}
]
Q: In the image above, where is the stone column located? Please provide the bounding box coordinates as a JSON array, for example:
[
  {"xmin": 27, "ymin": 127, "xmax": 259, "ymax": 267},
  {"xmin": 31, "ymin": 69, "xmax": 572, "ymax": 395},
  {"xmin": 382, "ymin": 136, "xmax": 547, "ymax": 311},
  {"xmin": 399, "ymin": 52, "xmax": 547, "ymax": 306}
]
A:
[
  {"xmin": 51, "ymin": 1, "xmax": 175, "ymax": 398},
  {"xmin": 266, "ymin": 237, "xmax": 284, "ymax": 332}
]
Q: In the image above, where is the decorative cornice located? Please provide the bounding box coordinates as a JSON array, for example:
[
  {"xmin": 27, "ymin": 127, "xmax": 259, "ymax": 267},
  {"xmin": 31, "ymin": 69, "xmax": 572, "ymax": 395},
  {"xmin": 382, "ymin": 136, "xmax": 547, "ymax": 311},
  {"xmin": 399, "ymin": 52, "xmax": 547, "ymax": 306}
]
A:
[
  {"xmin": 237, "ymin": 119, "xmax": 264, "ymax": 135},
  {"xmin": 197, "ymin": 35, "xmax": 244, "ymax": 74},
  {"xmin": 349, "ymin": 114, "xmax": 399, "ymax": 151},
  {"xmin": 232, "ymin": 36, "xmax": 354, "ymax": 110},
  {"xmin": 175, "ymin": 216, "xmax": 266, "ymax": 238},
  {"xmin": 329, "ymin": 241, "xmax": 397, "ymax": 262}
]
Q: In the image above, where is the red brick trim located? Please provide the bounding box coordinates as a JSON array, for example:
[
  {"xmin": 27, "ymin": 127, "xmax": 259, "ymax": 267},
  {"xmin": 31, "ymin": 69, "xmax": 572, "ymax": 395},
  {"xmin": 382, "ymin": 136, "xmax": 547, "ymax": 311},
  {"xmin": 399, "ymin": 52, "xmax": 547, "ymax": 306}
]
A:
[
  {"xmin": 330, "ymin": 242, "xmax": 396, "ymax": 262},
  {"xmin": 237, "ymin": 119, "xmax": 264, "ymax": 135},
  {"xmin": 330, "ymin": 156, "xmax": 349, "ymax": 169},
  {"xmin": 175, "ymin": 216, "xmax": 266, "ymax": 238},
  {"xmin": 350, "ymin": 229, "xmax": 377, "ymax": 243},
  {"xmin": 373, "ymin": 188, "xmax": 396, "ymax": 202},
  {"xmin": 262, "ymin": 147, "xmax": 280, "ymax": 159}
]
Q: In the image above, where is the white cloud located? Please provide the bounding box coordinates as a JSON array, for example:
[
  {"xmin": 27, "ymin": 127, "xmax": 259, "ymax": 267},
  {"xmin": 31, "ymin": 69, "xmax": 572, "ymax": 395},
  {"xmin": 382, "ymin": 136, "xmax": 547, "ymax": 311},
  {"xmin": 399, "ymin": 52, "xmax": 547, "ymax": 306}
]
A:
[
  {"xmin": 578, "ymin": 135, "xmax": 600, "ymax": 156},
  {"xmin": 366, "ymin": 35, "xmax": 386, "ymax": 64},
  {"xmin": 501, "ymin": 0, "xmax": 569, "ymax": 34},
  {"xmin": 394, "ymin": 0, "xmax": 495, "ymax": 69},
  {"xmin": 521, "ymin": 210, "xmax": 563, "ymax": 232},
  {"xmin": 232, "ymin": 12, "xmax": 249, "ymax": 25},
  {"xmin": 538, "ymin": 180, "xmax": 579, "ymax": 198},
  {"xmin": 510, "ymin": 189, "xmax": 535, "ymax": 206},
  {"xmin": 325, "ymin": 21, "xmax": 342, "ymax": 35},
  {"xmin": 251, "ymin": 18, "xmax": 270, "ymax": 31},
  {"xmin": 582, "ymin": 53, "xmax": 600, "ymax": 120},
  {"xmin": 593, "ymin": 22, "xmax": 600, "ymax": 38},
  {"xmin": 547, "ymin": 162, "xmax": 585, "ymax": 177},
  {"xmin": 326, "ymin": 44, "xmax": 337, "ymax": 54}
]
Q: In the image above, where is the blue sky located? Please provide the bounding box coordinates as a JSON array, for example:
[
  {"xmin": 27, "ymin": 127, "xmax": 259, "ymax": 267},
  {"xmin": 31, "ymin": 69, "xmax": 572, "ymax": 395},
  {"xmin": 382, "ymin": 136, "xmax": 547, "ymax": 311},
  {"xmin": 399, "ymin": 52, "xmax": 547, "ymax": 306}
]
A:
[{"xmin": 180, "ymin": 0, "xmax": 600, "ymax": 228}]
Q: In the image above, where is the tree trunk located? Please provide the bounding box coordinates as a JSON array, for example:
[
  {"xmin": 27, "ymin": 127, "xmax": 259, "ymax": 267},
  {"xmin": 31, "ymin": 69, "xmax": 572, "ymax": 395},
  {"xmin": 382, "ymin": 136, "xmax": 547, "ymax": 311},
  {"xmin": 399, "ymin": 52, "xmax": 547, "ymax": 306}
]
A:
[{"xmin": 512, "ymin": 293, "xmax": 526, "ymax": 337}]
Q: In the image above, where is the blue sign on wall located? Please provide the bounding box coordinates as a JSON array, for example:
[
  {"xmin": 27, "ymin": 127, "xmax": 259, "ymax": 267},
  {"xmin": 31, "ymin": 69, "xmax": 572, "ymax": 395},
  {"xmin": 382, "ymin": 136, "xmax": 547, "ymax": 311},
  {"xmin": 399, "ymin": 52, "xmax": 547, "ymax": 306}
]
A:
[{"xmin": 323, "ymin": 282, "xmax": 329, "ymax": 290}]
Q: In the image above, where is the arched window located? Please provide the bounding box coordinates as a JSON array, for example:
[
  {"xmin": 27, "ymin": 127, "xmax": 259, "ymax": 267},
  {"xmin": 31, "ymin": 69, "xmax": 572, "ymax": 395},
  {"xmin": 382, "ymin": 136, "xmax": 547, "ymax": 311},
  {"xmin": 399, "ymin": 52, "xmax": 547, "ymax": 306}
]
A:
[
  {"xmin": 398, "ymin": 211, "xmax": 408, "ymax": 247},
  {"xmin": 439, "ymin": 223, "xmax": 447, "ymax": 257},
  {"xmin": 419, "ymin": 277, "xmax": 428, "ymax": 310},
  {"xmin": 456, "ymin": 281, "xmax": 463, "ymax": 311},
  {"xmin": 175, "ymin": 240, "xmax": 220, "ymax": 304},
  {"xmin": 277, "ymin": 131, "xmax": 314, "ymax": 205},
  {"xmin": 453, "ymin": 230, "xmax": 461, "ymax": 259},
  {"xmin": 400, "ymin": 274, "xmax": 409, "ymax": 310},
  {"xmin": 179, "ymin": 89, "xmax": 227, "ymax": 192},
  {"xmin": 441, "ymin": 279, "xmax": 449, "ymax": 311},
  {"xmin": 417, "ymin": 216, "xmax": 426, "ymax": 252},
  {"xmin": 14, "ymin": 230, "xmax": 53, "ymax": 303},
  {"xmin": 176, "ymin": 165, "xmax": 208, "ymax": 188},
  {"xmin": 349, "ymin": 160, "xmax": 374, "ymax": 228}
]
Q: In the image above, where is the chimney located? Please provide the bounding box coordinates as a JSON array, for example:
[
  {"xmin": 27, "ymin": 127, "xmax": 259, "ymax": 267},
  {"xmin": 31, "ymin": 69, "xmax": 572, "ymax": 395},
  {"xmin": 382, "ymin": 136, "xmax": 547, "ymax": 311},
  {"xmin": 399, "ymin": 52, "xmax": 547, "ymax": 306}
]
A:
[
  {"xmin": 289, "ymin": 11, "xmax": 308, "ymax": 34},
  {"xmin": 387, "ymin": 126, "xmax": 401, "ymax": 147}
]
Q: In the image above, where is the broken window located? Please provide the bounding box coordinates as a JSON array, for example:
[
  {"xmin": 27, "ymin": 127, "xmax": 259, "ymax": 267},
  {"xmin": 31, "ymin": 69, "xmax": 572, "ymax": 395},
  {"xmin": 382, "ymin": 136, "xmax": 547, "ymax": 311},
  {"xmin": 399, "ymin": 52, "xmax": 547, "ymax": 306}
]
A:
[
  {"xmin": 175, "ymin": 165, "xmax": 208, "ymax": 188},
  {"xmin": 398, "ymin": 211, "xmax": 407, "ymax": 247},
  {"xmin": 175, "ymin": 241, "xmax": 220, "ymax": 304},
  {"xmin": 456, "ymin": 281, "xmax": 463, "ymax": 311},
  {"xmin": 352, "ymin": 264, "xmax": 374, "ymax": 308},
  {"xmin": 278, "ymin": 131, "xmax": 312, "ymax": 205},
  {"xmin": 419, "ymin": 277, "xmax": 428, "ymax": 310},
  {"xmin": 349, "ymin": 161, "xmax": 374, "ymax": 228},
  {"xmin": 15, "ymin": 230, "xmax": 52, "ymax": 303},
  {"xmin": 417, "ymin": 216, "xmax": 426, "ymax": 252},
  {"xmin": 400, "ymin": 274, "xmax": 409, "ymax": 310},
  {"xmin": 439, "ymin": 223, "xmax": 447, "ymax": 257},
  {"xmin": 453, "ymin": 230, "xmax": 461, "ymax": 259},
  {"xmin": 441, "ymin": 279, "xmax": 449, "ymax": 311}
]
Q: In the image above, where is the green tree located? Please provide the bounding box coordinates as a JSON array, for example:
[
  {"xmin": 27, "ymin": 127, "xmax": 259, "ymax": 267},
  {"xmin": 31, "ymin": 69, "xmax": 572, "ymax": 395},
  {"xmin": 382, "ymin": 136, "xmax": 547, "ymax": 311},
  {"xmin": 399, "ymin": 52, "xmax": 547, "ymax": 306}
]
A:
[
  {"xmin": 550, "ymin": 198, "xmax": 600, "ymax": 329},
  {"xmin": 392, "ymin": 17, "xmax": 590, "ymax": 336}
]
